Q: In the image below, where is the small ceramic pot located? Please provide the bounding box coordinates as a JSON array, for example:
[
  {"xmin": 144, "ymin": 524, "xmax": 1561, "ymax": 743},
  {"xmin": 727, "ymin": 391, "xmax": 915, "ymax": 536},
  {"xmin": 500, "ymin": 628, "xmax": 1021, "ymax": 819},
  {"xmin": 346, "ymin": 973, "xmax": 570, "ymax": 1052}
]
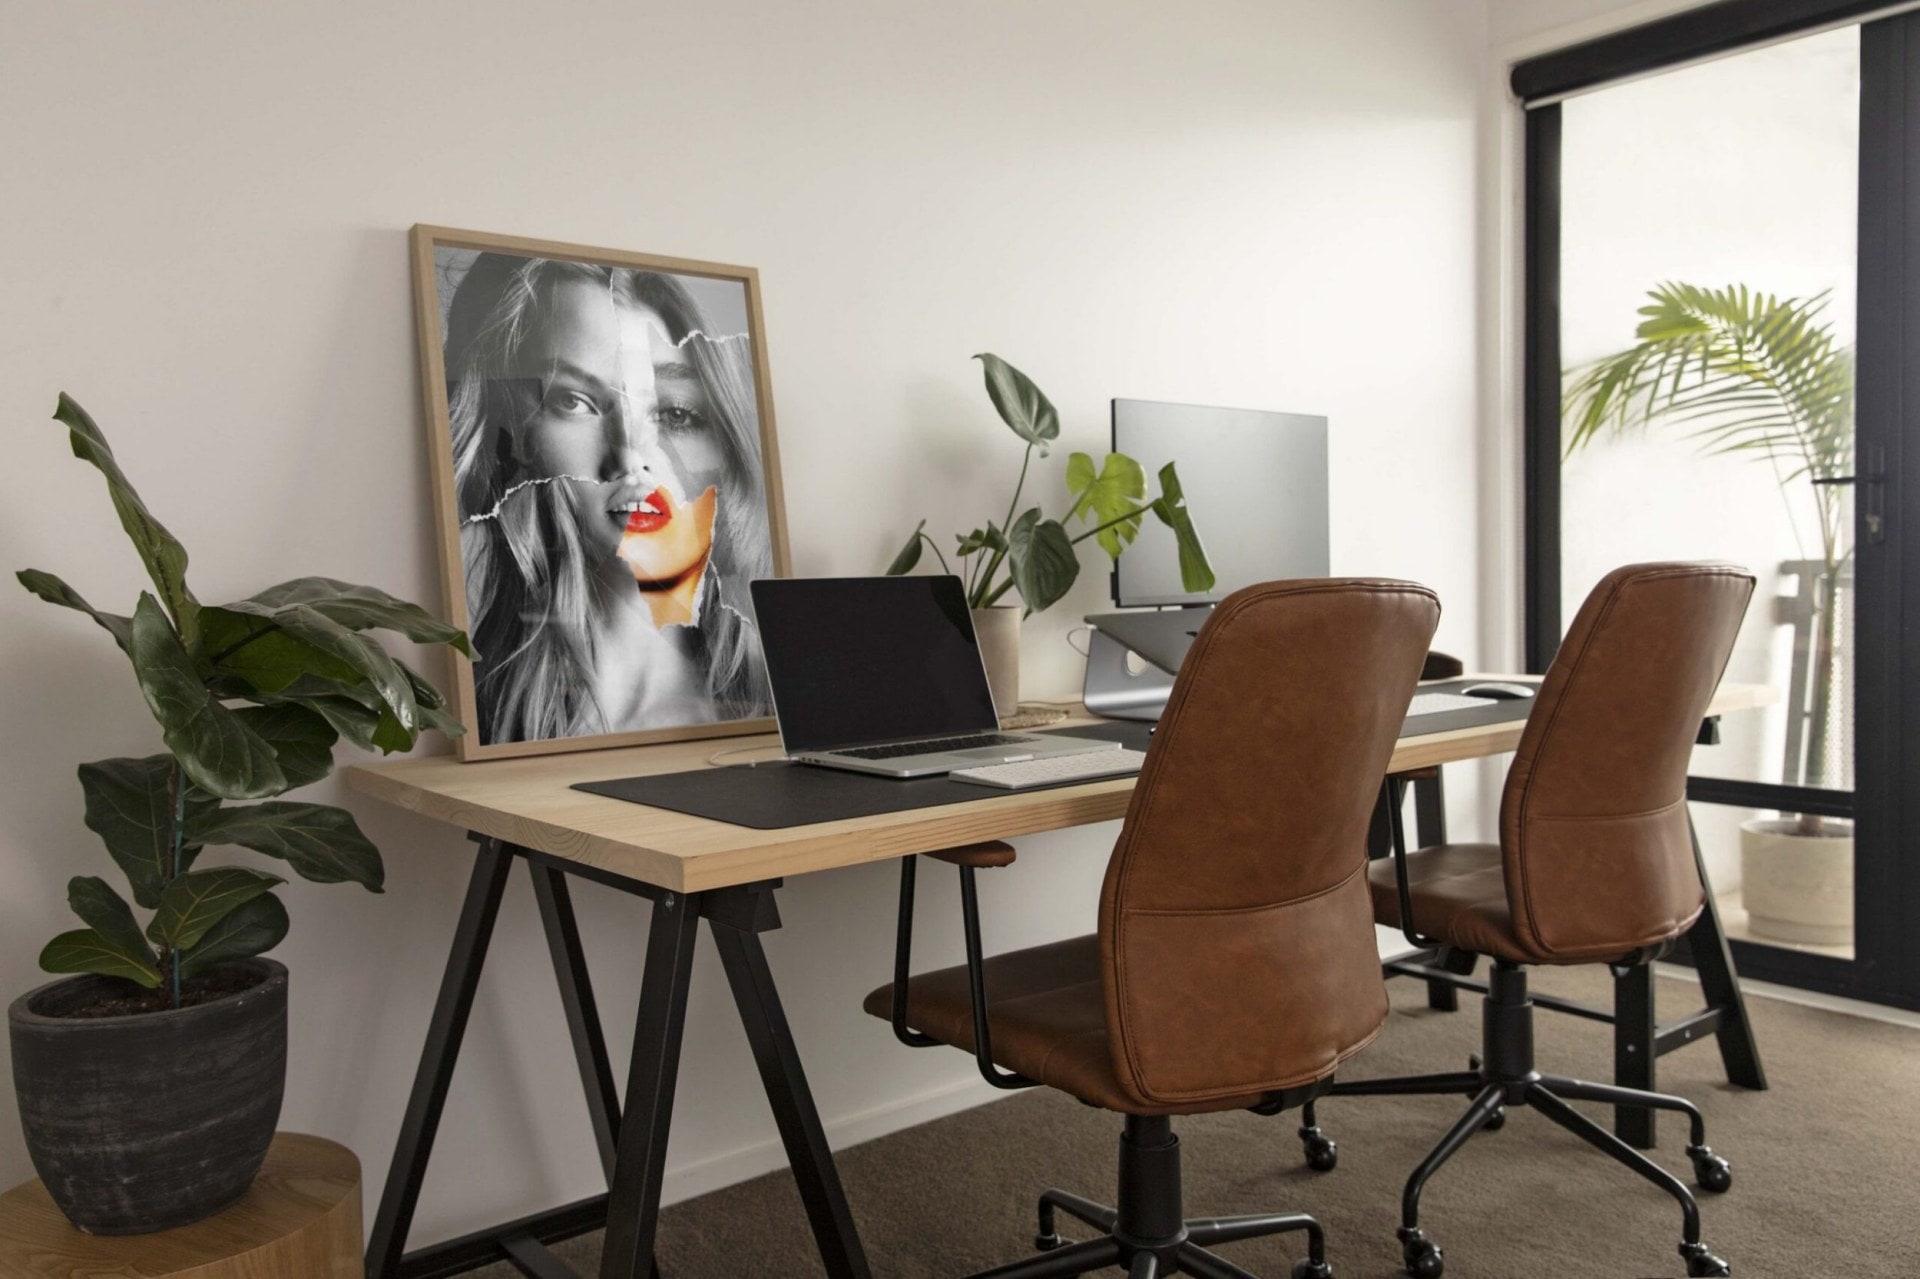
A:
[{"xmin": 971, "ymin": 606, "xmax": 1020, "ymax": 720}]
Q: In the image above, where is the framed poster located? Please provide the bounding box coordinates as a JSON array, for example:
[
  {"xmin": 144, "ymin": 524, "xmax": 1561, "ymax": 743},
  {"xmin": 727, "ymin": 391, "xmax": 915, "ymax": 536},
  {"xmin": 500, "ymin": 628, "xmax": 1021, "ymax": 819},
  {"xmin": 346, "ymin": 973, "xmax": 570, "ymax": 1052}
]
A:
[{"xmin": 410, "ymin": 225, "xmax": 790, "ymax": 760}]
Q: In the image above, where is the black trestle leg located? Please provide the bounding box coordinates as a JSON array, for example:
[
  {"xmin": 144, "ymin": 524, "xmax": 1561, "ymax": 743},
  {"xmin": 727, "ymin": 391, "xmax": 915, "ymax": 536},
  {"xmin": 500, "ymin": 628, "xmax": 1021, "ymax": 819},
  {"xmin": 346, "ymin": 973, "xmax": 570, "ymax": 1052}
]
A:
[
  {"xmin": 366, "ymin": 839, "xmax": 514, "ymax": 1279},
  {"xmin": 711, "ymin": 916, "xmax": 873, "ymax": 1279},
  {"xmin": 530, "ymin": 862, "xmax": 624, "ymax": 1183},
  {"xmin": 599, "ymin": 892, "xmax": 701, "ymax": 1279}
]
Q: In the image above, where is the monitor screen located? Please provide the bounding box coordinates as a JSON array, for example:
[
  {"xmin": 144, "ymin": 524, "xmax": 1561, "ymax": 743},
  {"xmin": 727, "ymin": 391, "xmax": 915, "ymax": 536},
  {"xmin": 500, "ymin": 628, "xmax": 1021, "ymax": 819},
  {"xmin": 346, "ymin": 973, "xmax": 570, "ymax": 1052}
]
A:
[
  {"xmin": 750, "ymin": 575, "xmax": 1000, "ymax": 752},
  {"xmin": 1111, "ymin": 399, "xmax": 1330, "ymax": 607}
]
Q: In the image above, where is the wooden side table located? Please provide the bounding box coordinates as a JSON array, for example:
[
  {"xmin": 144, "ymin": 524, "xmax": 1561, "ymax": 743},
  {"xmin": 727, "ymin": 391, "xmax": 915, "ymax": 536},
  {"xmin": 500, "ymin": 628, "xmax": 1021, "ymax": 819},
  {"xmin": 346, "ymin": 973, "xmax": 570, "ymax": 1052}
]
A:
[{"xmin": 0, "ymin": 1132, "xmax": 362, "ymax": 1279}]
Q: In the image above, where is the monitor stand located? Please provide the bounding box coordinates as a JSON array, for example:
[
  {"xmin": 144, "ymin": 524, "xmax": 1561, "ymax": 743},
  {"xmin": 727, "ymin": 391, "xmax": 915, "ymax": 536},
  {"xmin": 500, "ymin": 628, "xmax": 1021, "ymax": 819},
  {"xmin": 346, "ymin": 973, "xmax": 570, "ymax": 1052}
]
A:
[{"xmin": 1081, "ymin": 628, "xmax": 1179, "ymax": 721}]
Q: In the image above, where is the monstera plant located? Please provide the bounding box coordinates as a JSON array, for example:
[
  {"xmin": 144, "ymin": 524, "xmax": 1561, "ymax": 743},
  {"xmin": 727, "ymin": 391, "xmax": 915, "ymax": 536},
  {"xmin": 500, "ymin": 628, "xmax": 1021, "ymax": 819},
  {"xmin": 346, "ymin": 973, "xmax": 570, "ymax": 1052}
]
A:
[
  {"xmin": 886, "ymin": 354, "xmax": 1214, "ymax": 615},
  {"xmin": 9, "ymin": 395, "xmax": 471, "ymax": 1235},
  {"xmin": 884, "ymin": 354, "xmax": 1214, "ymax": 716}
]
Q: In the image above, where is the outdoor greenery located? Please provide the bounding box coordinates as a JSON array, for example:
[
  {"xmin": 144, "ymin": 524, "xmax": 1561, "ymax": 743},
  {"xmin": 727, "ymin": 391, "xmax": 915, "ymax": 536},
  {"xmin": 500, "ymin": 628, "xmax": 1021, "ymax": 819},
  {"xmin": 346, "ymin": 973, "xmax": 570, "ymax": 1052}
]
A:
[
  {"xmin": 1563, "ymin": 282, "xmax": 1854, "ymax": 797},
  {"xmin": 887, "ymin": 354, "xmax": 1214, "ymax": 612},
  {"xmin": 18, "ymin": 396, "xmax": 472, "ymax": 1007}
]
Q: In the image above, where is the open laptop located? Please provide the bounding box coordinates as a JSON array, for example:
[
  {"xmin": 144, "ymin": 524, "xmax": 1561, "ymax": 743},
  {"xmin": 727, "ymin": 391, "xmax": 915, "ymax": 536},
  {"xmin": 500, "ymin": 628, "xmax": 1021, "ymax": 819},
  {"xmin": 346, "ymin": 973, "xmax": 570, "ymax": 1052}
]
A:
[{"xmin": 751, "ymin": 575, "xmax": 1121, "ymax": 778}]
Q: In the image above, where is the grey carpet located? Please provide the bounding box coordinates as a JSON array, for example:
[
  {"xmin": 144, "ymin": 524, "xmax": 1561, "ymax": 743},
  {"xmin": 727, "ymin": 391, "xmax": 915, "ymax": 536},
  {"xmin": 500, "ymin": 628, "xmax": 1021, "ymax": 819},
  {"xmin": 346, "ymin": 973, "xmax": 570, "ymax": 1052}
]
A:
[{"xmin": 470, "ymin": 968, "xmax": 1918, "ymax": 1278}]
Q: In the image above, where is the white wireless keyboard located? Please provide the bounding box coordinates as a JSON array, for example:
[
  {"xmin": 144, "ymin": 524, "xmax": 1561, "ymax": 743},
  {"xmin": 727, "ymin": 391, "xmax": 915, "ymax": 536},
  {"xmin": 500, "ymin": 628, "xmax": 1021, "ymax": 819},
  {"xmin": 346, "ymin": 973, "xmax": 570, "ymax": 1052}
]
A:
[
  {"xmin": 1407, "ymin": 692, "xmax": 1488, "ymax": 717},
  {"xmin": 950, "ymin": 749, "xmax": 1149, "ymax": 790}
]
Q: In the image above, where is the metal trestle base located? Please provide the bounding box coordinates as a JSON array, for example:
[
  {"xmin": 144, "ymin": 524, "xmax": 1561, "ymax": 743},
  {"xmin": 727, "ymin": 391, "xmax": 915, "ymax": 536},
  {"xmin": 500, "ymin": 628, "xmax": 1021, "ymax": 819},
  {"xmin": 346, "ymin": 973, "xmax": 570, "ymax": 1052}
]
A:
[
  {"xmin": 1300, "ymin": 962, "xmax": 1734, "ymax": 1279},
  {"xmin": 971, "ymin": 1115, "xmax": 1332, "ymax": 1279}
]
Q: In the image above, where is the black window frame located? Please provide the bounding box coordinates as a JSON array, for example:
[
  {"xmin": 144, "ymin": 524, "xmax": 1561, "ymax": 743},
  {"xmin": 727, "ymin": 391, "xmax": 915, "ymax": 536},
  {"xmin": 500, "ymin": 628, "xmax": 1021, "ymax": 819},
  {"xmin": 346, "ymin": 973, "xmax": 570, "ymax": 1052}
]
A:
[{"xmin": 1516, "ymin": 0, "xmax": 1920, "ymax": 1010}]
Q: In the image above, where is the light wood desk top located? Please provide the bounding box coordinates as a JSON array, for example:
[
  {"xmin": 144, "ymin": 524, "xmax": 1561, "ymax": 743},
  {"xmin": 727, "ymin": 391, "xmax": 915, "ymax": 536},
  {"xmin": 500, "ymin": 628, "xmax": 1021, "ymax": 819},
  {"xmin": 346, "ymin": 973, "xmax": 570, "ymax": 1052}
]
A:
[{"xmin": 346, "ymin": 681, "xmax": 1775, "ymax": 895}]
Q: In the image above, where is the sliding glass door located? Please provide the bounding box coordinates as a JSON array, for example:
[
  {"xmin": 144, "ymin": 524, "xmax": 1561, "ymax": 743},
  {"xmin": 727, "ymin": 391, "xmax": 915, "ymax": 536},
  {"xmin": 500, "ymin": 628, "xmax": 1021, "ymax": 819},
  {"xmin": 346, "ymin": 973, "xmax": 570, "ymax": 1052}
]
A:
[{"xmin": 1520, "ymin": 4, "xmax": 1920, "ymax": 1009}]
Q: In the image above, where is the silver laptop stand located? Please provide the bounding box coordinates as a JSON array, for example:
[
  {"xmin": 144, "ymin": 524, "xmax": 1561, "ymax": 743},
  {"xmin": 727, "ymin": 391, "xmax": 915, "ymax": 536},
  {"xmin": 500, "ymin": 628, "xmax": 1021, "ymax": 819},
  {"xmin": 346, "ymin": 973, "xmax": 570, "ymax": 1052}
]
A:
[{"xmin": 1080, "ymin": 629, "xmax": 1177, "ymax": 721}]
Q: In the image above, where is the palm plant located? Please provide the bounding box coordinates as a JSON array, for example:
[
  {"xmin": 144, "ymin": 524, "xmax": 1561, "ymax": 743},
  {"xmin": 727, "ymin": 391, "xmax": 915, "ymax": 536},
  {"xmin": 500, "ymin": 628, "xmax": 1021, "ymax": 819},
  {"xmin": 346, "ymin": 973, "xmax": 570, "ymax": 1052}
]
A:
[{"xmin": 1563, "ymin": 282, "xmax": 1854, "ymax": 808}]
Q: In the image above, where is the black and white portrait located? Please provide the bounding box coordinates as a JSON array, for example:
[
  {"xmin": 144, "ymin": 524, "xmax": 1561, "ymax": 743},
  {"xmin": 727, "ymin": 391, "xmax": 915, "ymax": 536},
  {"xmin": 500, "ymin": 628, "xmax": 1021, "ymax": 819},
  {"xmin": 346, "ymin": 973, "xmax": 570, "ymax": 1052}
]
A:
[{"xmin": 412, "ymin": 227, "xmax": 788, "ymax": 759}]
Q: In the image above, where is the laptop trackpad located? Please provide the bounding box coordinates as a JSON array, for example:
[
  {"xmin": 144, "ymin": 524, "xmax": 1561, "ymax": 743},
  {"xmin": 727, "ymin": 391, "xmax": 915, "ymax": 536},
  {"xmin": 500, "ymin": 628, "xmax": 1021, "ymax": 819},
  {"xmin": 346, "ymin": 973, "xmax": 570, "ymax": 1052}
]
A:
[{"xmin": 958, "ymin": 747, "xmax": 1026, "ymax": 760}]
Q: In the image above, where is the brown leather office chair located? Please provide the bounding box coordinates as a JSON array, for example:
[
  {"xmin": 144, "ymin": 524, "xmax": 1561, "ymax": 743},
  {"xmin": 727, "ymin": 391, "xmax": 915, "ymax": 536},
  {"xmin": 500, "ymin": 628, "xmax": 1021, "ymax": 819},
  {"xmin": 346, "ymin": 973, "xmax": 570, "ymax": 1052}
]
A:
[
  {"xmin": 1299, "ymin": 562, "xmax": 1752, "ymax": 1279},
  {"xmin": 865, "ymin": 579, "xmax": 1441, "ymax": 1279}
]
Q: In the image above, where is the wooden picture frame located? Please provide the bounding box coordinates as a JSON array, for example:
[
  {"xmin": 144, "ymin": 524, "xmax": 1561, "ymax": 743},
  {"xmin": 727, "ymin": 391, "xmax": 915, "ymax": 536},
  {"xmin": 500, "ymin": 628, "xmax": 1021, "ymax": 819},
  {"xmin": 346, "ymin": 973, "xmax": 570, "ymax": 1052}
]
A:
[{"xmin": 409, "ymin": 225, "xmax": 791, "ymax": 761}]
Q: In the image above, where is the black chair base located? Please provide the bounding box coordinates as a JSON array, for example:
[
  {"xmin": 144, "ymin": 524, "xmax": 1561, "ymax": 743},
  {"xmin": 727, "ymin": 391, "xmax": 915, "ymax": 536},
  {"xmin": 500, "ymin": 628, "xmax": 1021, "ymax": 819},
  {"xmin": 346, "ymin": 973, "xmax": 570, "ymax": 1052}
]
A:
[
  {"xmin": 1300, "ymin": 962, "xmax": 1733, "ymax": 1279},
  {"xmin": 970, "ymin": 1115, "xmax": 1332, "ymax": 1279}
]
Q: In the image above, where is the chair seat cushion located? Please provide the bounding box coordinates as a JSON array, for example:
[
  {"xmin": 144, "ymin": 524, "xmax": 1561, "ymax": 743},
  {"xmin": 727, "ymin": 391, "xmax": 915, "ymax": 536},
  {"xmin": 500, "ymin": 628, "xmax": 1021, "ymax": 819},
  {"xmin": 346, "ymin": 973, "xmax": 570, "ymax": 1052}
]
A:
[
  {"xmin": 1367, "ymin": 843, "xmax": 1538, "ymax": 964},
  {"xmin": 863, "ymin": 935, "xmax": 1292, "ymax": 1116}
]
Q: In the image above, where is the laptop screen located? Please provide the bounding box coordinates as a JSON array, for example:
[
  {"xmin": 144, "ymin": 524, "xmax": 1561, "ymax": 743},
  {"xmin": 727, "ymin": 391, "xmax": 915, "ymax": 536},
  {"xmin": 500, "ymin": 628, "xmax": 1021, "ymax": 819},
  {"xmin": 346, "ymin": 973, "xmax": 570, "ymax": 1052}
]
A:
[{"xmin": 751, "ymin": 576, "xmax": 1000, "ymax": 752}]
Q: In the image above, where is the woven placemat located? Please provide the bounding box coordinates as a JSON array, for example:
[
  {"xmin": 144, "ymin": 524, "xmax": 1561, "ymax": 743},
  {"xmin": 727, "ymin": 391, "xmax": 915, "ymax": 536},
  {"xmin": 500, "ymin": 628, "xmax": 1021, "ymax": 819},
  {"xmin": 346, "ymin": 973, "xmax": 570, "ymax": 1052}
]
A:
[{"xmin": 999, "ymin": 703, "xmax": 1071, "ymax": 730}]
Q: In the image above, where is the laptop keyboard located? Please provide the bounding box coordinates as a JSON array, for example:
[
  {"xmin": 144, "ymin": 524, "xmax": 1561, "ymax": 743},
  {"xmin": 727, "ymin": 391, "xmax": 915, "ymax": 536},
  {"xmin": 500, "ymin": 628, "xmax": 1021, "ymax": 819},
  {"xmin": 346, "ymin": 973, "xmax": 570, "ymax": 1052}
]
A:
[{"xmin": 835, "ymin": 733, "xmax": 1031, "ymax": 760}]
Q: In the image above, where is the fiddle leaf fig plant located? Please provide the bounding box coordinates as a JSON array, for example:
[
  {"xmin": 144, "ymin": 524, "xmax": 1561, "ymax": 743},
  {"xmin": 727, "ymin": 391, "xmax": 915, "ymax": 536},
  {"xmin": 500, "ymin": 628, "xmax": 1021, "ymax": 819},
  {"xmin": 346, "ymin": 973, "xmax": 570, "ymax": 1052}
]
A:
[
  {"xmin": 887, "ymin": 354, "xmax": 1215, "ymax": 613},
  {"xmin": 19, "ymin": 395, "xmax": 473, "ymax": 1009}
]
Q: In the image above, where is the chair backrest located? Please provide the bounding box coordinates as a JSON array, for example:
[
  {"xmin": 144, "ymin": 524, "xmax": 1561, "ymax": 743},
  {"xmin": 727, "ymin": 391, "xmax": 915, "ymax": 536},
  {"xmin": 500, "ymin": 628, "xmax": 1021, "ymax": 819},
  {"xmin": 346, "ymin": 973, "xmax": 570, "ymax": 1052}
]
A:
[
  {"xmin": 1500, "ymin": 562, "xmax": 1755, "ymax": 963},
  {"xmin": 1098, "ymin": 578, "xmax": 1440, "ymax": 1109}
]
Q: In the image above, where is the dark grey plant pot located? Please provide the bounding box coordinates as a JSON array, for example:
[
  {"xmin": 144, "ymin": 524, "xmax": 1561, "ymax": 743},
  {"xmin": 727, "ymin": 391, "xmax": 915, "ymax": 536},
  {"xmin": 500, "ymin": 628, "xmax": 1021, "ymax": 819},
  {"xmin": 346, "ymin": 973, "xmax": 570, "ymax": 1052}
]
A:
[{"xmin": 8, "ymin": 958, "xmax": 287, "ymax": 1235}]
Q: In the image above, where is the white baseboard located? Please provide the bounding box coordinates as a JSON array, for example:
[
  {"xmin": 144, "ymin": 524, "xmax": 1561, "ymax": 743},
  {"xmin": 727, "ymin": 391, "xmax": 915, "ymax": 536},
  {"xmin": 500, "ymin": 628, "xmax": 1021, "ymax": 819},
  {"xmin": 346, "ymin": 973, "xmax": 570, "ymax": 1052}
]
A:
[{"xmin": 660, "ymin": 1073, "xmax": 1004, "ymax": 1207}]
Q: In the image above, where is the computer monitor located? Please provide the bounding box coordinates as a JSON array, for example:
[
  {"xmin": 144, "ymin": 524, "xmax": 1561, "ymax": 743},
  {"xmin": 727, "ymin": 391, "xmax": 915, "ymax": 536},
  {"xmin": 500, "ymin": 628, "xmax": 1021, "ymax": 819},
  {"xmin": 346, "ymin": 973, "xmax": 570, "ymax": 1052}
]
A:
[{"xmin": 1109, "ymin": 398, "xmax": 1330, "ymax": 608}]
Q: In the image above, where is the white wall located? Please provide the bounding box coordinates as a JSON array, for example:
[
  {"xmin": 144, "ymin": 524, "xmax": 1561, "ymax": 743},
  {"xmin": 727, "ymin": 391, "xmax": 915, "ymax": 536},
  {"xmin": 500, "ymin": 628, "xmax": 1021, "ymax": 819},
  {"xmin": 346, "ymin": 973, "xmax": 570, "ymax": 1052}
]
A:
[
  {"xmin": 1489, "ymin": 0, "xmax": 1711, "ymax": 54},
  {"xmin": 0, "ymin": 0, "xmax": 1490, "ymax": 1243}
]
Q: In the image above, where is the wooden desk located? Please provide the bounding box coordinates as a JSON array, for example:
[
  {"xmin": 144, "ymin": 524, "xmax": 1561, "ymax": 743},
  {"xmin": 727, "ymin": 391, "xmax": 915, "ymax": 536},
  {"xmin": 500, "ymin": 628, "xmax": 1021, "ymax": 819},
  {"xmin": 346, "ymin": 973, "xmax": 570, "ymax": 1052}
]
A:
[
  {"xmin": 347, "ymin": 682, "xmax": 1772, "ymax": 1279},
  {"xmin": 0, "ymin": 1133, "xmax": 361, "ymax": 1279}
]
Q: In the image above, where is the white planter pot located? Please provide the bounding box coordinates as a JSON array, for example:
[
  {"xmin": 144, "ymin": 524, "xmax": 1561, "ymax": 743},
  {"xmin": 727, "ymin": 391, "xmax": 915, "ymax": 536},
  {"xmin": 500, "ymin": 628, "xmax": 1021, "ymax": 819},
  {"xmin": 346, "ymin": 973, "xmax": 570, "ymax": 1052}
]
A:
[
  {"xmin": 971, "ymin": 606, "xmax": 1020, "ymax": 720},
  {"xmin": 1738, "ymin": 816, "xmax": 1853, "ymax": 947}
]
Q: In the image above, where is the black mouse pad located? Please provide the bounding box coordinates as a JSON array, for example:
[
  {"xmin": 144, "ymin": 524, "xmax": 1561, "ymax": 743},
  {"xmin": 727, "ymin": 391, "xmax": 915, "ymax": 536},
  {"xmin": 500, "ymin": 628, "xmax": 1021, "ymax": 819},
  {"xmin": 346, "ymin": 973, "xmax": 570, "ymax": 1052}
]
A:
[{"xmin": 572, "ymin": 722, "xmax": 1154, "ymax": 830}]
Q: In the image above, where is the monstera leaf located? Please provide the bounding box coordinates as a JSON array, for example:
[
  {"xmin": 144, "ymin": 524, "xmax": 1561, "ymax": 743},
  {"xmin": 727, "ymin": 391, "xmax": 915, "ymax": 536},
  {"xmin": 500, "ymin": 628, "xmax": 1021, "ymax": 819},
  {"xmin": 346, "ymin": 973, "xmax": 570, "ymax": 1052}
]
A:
[
  {"xmin": 1005, "ymin": 509, "xmax": 1079, "ymax": 615},
  {"xmin": 1150, "ymin": 463, "xmax": 1216, "ymax": 595},
  {"xmin": 1065, "ymin": 452, "xmax": 1148, "ymax": 558},
  {"xmin": 975, "ymin": 354, "xmax": 1059, "ymax": 454}
]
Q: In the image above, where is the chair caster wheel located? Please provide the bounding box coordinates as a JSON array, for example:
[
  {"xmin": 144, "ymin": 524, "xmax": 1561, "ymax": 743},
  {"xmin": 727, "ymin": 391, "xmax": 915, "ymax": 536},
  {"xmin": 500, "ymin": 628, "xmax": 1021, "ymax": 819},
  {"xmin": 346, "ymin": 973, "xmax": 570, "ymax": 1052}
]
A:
[
  {"xmin": 1291, "ymin": 1258, "xmax": 1334, "ymax": 1279},
  {"xmin": 1302, "ymin": 1133, "xmax": 1339, "ymax": 1172},
  {"xmin": 1034, "ymin": 1231, "xmax": 1065, "ymax": 1252},
  {"xmin": 1689, "ymin": 1145, "xmax": 1732, "ymax": 1193},
  {"xmin": 1680, "ymin": 1242, "xmax": 1731, "ymax": 1276},
  {"xmin": 1399, "ymin": 1229, "xmax": 1444, "ymax": 1278}
]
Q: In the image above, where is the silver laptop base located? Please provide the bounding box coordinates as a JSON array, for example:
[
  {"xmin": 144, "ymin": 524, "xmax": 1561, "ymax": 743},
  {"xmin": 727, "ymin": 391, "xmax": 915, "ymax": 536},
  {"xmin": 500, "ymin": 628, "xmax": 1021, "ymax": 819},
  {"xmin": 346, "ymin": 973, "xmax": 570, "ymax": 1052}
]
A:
[{"xmin": 1081, "ymin": 629, "xmax": 1176, "ymax": 722}]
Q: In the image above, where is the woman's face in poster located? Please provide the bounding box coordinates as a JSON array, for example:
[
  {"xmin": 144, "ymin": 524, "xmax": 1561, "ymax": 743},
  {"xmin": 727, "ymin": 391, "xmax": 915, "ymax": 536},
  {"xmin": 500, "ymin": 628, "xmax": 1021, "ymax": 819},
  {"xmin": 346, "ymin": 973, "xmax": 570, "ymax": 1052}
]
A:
[{"xmin": 514, "ymin": 274, "xmax": 724, "ymax": 587}]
